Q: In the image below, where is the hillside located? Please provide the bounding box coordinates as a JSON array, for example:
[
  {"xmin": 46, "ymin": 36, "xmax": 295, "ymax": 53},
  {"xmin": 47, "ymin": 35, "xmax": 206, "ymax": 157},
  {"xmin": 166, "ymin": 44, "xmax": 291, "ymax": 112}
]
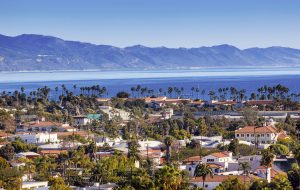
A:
[{"xmin": 1, "ymin": 34, "xmax": 300, "ymax": 71}]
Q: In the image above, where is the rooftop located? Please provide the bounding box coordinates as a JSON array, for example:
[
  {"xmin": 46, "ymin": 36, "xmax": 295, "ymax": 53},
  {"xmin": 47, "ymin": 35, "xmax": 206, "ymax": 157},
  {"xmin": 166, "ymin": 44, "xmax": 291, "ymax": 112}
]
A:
[{"xmin": 235, "ymin": 126, "xmax": 278, "ymax": 134}]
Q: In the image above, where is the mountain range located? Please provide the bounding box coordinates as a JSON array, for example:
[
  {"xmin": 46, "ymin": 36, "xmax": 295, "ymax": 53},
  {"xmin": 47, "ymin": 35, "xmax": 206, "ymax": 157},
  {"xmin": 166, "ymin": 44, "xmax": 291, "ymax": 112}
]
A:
[{"xmin": 1, "ymin": 34, "xmax": 300, "ymax": 71}]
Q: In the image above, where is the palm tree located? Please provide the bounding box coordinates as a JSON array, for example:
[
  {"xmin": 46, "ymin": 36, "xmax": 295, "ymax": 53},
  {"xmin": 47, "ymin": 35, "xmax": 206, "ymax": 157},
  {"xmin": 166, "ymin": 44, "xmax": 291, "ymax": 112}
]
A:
[
  {"xmin": 155, "ymin": 165, "xmax": 184, "ymax": 190},
  {"xmin": 194, "ymin": 163, "xmax": 213, "ymax": 188},
  {"xmin": 260, "ymin": 149, "xmax": 275, "ymax": 182},
  {"xmin": 164, "ymin": 136, "xmax": 174, "ymax": 164},
  {"xmin": 239, "ymin": 162, "xmax": 251, "ymax": 189},
  {"xmin": 168, "ymin": 87, "xmax": 173, "ymax": 98}
]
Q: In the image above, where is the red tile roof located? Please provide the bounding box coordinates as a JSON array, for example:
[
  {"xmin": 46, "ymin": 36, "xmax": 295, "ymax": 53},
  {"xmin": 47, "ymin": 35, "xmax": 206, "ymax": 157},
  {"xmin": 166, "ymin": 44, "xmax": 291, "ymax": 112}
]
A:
[
  {"xmin": 212, "ymin": 101, "xmax": 237, "ymax": 105},
  {"xmin": 190, "ymin": 175, "xmax": 258, "ymax": 183},
  {"xmin": 246, "ymin": 100, "xmax": 274, "ymax": 105},
  {"xmin": 235, "ymin": 126, "xmax": 277, "ymax": 134},
  {"xmin": 183, "ymin": 156, "xmax": 202, "ymax": 163},
  {"xmin": 277, "ymin": 132, "xmax": 289, "ymax": 139},
  {"xmin": 40, "ymin": 150, "xmax": 68, "ymax": 155},
  {"xmin": 22, "ymin": 121, "xmax": 62, "ymax": 127},
  {"xmin": 210, "ymin": 151, "xmax": 232, "ymax": 158}
]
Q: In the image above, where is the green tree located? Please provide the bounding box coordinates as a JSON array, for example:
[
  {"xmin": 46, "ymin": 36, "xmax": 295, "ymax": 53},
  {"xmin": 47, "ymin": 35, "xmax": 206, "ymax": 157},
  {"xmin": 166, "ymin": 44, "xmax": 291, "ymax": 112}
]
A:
[
  {"xmin": 228, "ymin": 139, "xmax": 239, "ymax": 156},
  {"xmin": 260, "ymin": 149, "xmax": 275, "ymax": 182},
  {"xmin": 164, "ymin": 136, "xmax": 174, "ymax": 164},
  {"xmin": 288, "ymin": 163, "xmax": 300, "ymax": 190},
  {"xmin": 0, "ymin": 157, "xmax": 9, "ymax": 169},
  {"xmin": 215, "ymin": 177, "xmax": 245, "ymax": 190},
  {"xmin": 155, "ymin": 165, "xmax": 187, "ymax": 190},
  {"xmin": 269, "ymin": 174, "xmax": 293, "ymax": 190},
  {"xmin": 0, "ymin": 167, "xmax": 22, "ymax": 190},
  {"xmin": 0, "ymin": 144, "xmax": 15, "ymax": 161},
  {"xmin": 194, "ymin": 163, "xmax": 213, "ymax": 188},
  {"xmin": 268, "ymin": 144, "xmax": 289, "ymax": 156},
  {"xmin": 49, "ymin": 177, "xmax": 71, "ymax": 190},
  {"xmin": 239, "ymin": 162, "xmax": 251, "ymax": 190},
  {"xmin": 249, "ymin": 179, "xmax": 268, "ymax": 190}
]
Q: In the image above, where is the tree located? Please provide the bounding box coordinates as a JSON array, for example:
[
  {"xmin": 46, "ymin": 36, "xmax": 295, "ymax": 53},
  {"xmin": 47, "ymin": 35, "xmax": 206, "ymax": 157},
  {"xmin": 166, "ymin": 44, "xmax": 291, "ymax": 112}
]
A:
[
  {"xmin": 268, "ymin": 144, "xmax": 289, "ymax": 156},
  {"xmin": 127, "ymin": 139, "xmax": 141, "ymax": 162},
  {"xmin": 164, "ymin": 136, "xmax": 174, "ymax": 164},
  {"xmin": 228, "ymin": 139, "xmax": 239, "ymax": 156},
  {"xmin": 249, "ymin": 179, "xmax": 268, "ymax": 190},
  {"xmin": 260, "ymin": 149, "xmax": 275, "ymax": 182},
  {"xmin": 242, "ymin": 108, "xmax": 258, "ymax": 126},
  {"xmin": 0, "ymin": 157, "xmax": 9, "ymax": 169},
  {"xmin": 116, "ymin": 91, "xmax": 130, "ymax": 98},
  {"xmin": 49, "ymin": 177, "xmax": 71, "ymax": 190},
  {"xmin": 215, "ymin": 177, "xmax": 244, "ymax": 190},
  {"xmin": 0, "ymin": 167, "xmax": 22, "ymax": 190},
  {"xmin": 269, "ymin": 174, "xmax": 293, "ymax": 190},
  {"xmin": 0, "ymin": 144, "xmax": 15, "ymax": 161},
  {"xmin": 194, "ymin": 163, "xmax": 213, "ymax": 188},
  {"xmin": 155, "ymin": 165, "xmax": 187, "ymax": 190},
  {"xmin": 239, "ymin": 162, "xmax": 251, "ymax": 190}
]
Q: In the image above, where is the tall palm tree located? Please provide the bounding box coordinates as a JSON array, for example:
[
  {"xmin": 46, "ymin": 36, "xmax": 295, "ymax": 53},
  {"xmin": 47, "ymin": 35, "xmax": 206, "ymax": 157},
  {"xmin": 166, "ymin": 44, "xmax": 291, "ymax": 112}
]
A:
[
  {"xmin": 194, "ymin": 163, "xmax": 213, "ymax": 188},
  {"xmin": 239, "ymin": 162, "xmax": 251, "ymax": 189},
  {"xmin": 260, "ymin": 149, "xmax": 275, "ymax": 182},
  {"xmin": 164, "ymin": 136, "xmax": 174, "ymax": 164}
]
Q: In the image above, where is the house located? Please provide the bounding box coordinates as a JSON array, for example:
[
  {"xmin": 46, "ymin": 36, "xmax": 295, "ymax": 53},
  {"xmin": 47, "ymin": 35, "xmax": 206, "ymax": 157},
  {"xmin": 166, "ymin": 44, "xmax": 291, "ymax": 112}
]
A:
[
  {"xmin": 96, "ymin": 98, "xmax": 111, "ymax": 105},
  {"xmin": 39, "ymin": 149, "xmax": 68, "ymax": 157},
  {"xmin": 210, "ymin": 100, "xmax": 237, "ymax": 106},
  {"xmin": 73, "ymin": 114, "xmax": 102, "ymax": 126},
  {"xmin": 99, "ymin": 106, "xmax": 130, "ymax": 121},
  {"xmin": 255, "ymin": 165, "xmax": 286, "ymax": 182},
  {"xmin": 245, "ymin": 100, "xmax": 274, "ymax": 107},
  {"xmin": 189, "ymin": 175, "xmax": 257, "ymax": 190},
  {"xmin": 21, "ymin": 181, "xmax": 48, "ymax": 190},
  {"xmin": 183, "ymin": 156, "xmax": 202, "ymax": 176},
  {"xmin": 73, "ymin": 115, "xmax": 90, "ymax": 125},
  {"xmin": 16, "ymin": 121, "xmax": 70, "ymax": 132},
  {"xmin": 15, "ymin": 132, "xmax": 58, "ymax": 144},
  {"xmin": 202, "ymin": 151, "xmax": 233, "ymax": 171},
  {"xmin": 235, "ymin": 125, "xmax": 288, "ymax": 144},
  {"xmin": 188, "ymin": 100, "xmax": 205, "ymax": 108},
  {"xmin": 0, "ymin": 131, "xmax": 13, "ymax": 139},
  {"xmin": 16, "ymin": 152, "xmax": 40, "ymax": 159},
  {"xmin": 76, "ymin": 182, "xmax": 116, "ymax": 190}
]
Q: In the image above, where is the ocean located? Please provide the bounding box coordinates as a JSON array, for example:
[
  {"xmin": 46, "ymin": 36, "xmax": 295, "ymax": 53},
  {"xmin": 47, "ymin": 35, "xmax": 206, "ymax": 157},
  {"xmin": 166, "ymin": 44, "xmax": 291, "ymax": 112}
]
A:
[{"xmin": 0, "ymin": 67, "xmax": 299, "ymax": 99}]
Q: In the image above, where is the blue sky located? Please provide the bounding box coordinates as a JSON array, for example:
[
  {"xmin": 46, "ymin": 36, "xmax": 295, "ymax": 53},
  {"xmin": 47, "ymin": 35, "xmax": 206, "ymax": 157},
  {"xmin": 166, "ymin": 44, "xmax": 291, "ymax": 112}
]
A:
[{"xmin": 1, "ymin": 0, "xmax": 300, "ymax": 48}]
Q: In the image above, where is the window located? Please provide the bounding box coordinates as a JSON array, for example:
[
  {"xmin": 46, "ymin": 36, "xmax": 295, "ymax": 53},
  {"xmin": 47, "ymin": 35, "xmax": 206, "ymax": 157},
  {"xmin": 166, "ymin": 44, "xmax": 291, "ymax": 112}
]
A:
[
  {"xmin": 262, "ymin": 141, "xmax": 265, "ymax": 144},
  {"xmin": 207, "ymin": 159, "xmax": 214, "ymax": 162},
  {"xmin": 241, "ymin": 134, "xmax": 244, "ymax": 137},
  {"xmin": 251, "ymin": 134, "xmax": 255, "ymax": 137},
  {"xmin": 247, "ymin": 134, "xmax": 249, "ymax": 137},
  {"xmin": 236, "ymin": 134, "xmax": 239, "ymax": 137},
  {"xmin": 267, "ymin": 134, "xmax": 270, "ymax": 137},
  {"xmin": 261, "ymin": 134, "xmax": 264, "ymax": 137},
  {"xmin": 205, "ymin": 185, "xmax": 208, "ymax": 188}
]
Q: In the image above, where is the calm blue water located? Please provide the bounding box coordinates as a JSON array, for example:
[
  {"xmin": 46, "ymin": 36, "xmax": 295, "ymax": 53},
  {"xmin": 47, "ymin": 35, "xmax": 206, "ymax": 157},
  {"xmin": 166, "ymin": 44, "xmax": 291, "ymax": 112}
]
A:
[{"xmin": 0, "ymin": 67, "xmax": 299, "ymax": 99}]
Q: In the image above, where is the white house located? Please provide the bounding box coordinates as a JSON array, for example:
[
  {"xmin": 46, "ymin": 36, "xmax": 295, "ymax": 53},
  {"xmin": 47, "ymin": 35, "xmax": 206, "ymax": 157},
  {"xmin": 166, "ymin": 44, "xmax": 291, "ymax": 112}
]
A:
[
  {"xmin": 99, "ymin": 106, "xmax": 130, "ymax": 121},
  {"xmin": 16, "ymin": 121, "xmax": 69, "ymax": 133},
  {"xmin": 16, "ymin": 133, "xmax": 58, "ymax": 144},
  {"xmin": 183, "ymin": 156, "xmax": 202, "ymax": 176},
  {"xmin": 235, "ymin": 125, "xmax": 288, "ymax": 144},
  {"xmin": 21, "ymin": 181, "xmax": 48, "ymax": 190},
  {"xmin": 202, "ymin": 151, "xmax": 233, "ymax": 171},
  {"xmin": 73, "ymin": 115, "xmax": 90, "ymax": 125}
]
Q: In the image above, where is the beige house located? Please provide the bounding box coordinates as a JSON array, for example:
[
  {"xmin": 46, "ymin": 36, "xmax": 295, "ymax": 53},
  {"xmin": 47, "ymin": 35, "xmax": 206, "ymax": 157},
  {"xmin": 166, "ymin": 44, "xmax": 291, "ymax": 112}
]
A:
[{"xmin": 235, "ymin": 126, "xmax": 288, "ymax": 144}]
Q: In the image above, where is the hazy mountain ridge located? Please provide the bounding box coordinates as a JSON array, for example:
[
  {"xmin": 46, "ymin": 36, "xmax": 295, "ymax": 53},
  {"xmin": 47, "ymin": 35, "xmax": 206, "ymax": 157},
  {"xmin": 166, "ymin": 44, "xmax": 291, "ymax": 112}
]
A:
[{"xmin": 1, "ymin": 34, "xmax": 300, "ymax": 71}]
